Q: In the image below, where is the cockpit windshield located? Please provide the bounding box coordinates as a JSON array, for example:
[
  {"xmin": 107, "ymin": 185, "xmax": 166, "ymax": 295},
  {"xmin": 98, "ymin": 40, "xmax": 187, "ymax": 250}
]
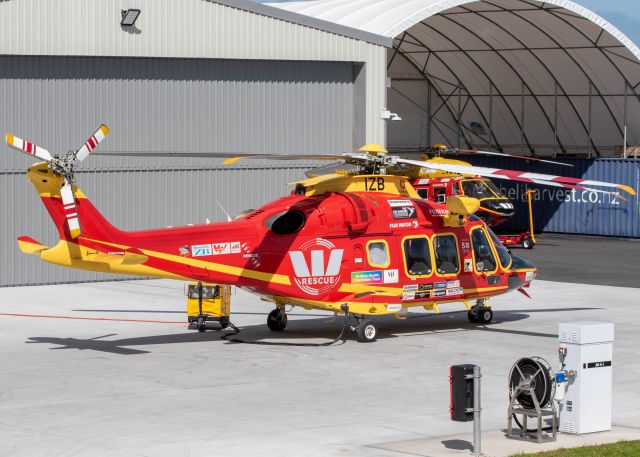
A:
[
  {"xmin": 486, "ymin": 226, "xmax": 512, "ymax": 269},
  {"xmin": 462, "ymin": 180, "xmax": 503, "ymax": 199}
]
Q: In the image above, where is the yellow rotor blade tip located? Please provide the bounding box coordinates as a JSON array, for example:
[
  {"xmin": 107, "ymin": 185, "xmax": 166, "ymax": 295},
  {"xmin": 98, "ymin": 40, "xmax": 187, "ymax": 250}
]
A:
[
  {"xmin": 5, "ymin": 133, "xmax": 14, "ymax": 145},
  {"xmin": 223, "ymin": 157, "xmax": 242, "ymax": 165},
  {"xmin": 100, "ymin": 125, "xmax": 110, "ymax": 136},
  {"xmin": 617, "ymin": 185, "xmax": 636, "ymax": 196}
]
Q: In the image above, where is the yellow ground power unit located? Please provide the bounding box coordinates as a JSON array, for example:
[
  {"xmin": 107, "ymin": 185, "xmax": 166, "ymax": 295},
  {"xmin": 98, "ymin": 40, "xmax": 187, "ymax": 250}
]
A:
[{"xmin": 186, "ymin": 282, "xmax": 231, "ymax": 332}]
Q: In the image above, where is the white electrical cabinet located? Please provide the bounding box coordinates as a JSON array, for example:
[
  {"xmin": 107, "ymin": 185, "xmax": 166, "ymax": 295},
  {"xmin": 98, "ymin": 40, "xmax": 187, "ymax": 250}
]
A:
[{"xmin": 559, "ymin": 321, "xmax": 614, "ymax": 434}]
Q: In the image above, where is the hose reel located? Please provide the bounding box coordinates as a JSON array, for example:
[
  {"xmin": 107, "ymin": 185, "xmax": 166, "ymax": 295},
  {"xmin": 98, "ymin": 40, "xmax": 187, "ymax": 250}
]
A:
[
  {"xmin": 509, "ymin": 357, "xmax": 554, "ymax": 410},
  {"xmin": 507, "ymin": 356, "xmax": 558, "ymax": 442}
]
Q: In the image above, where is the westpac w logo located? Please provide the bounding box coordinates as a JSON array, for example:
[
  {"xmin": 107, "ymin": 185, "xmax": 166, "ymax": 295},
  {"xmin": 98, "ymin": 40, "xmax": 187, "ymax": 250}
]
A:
[{"xmin": 288, "ymin": 238, "xmax": 344, "ymax": 296}]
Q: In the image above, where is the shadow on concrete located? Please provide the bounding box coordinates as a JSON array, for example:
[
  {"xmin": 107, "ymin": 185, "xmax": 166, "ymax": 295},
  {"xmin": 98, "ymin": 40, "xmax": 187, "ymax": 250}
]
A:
[
  {"xmin": 72, "ymin": 309, "xmax": 329, "ymax": 317},
  {"xmin": 442, "ymin": 439, "xmax": 473, "ymax": 451},
  {"xmin": 25, "ymin": 306, "xmax": 599, "ymax": 355}
]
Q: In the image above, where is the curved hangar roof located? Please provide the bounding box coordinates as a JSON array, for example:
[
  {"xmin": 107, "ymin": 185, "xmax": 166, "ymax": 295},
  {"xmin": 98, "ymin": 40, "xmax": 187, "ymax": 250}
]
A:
[{"xmin": 267, "ymin": 0, "xmax": 640, "ymax": 156}]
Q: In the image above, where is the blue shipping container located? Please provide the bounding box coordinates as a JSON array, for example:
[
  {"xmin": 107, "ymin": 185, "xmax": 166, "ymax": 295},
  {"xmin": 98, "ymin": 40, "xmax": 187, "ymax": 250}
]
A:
[{"xmin": 456, "ymin": 155, "xmax": 640, "ymax": 238}]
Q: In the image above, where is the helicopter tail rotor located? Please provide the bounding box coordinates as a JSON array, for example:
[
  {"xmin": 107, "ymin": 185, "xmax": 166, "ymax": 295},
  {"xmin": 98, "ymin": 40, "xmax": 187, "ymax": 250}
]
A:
[{"xmin": 4, "ymin": 125, "xmax": 111, "ymax": 238}]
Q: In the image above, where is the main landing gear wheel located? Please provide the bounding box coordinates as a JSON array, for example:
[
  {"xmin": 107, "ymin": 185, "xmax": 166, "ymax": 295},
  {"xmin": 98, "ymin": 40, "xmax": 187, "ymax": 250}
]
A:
[
  {"xmin": 197, "ymin": 316, "xmax": 206, "ymax": 332},
  {"xmin": 356, "ymin": 320, "xmax": 377, "ymax": 343},
  {"xmin": 523, "ymin": 237, "xmax": 534, "ymax": 250},
  {"xmin": 477, "ymin": 307, "xmax": 493, "ymax": 324},
  {"xmin": 267, "ymin": 308, "xmax": 288, "ymax": 332},
  {"xmin": 219, "ymin": 316, "xmax": 230, "ymax": 330},
  {"xmin": 467, "ymin": 301, "xmax": 493, "ymax": 324}
]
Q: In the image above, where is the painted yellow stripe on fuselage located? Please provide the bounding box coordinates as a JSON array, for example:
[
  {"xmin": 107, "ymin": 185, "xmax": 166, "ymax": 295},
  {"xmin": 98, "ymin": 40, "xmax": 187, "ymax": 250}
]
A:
[
  {"xmin": 83, "ymin": 237, "xmax": 291, "ymax": 285},
  {"xmin": 338, "ymin": 283, "xmax": 402, "ymax": 294}
]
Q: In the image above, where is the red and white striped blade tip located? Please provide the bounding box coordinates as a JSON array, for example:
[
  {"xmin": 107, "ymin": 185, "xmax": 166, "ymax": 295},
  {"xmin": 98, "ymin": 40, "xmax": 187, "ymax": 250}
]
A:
[
  {"xmin": 398, "ymin": 158, "xmax": 636, "ymax": 196},
  {"xmin": 5, "ymin": 133, "xmax": 53, "ymax": 162},
  {"xmin": 75, "ymin": 125, "xmax": 109, "ymax": 162},
  {"xmin": 60, "ymin": 182, "xmax": 82, "ymax": 238}
]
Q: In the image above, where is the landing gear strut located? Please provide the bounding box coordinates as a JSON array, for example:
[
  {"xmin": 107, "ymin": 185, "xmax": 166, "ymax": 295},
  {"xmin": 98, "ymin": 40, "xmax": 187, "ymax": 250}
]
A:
[
  {"xmin": 468, "ymin": 299, "xmax": 493, "ymax": 324},
  {"xmin": 267, "ymin": 307, "xmax": 288, "ymax": 332},
  {"xmin": 341, "ymin": 305, "xmax": 377, "ymax": 343}
]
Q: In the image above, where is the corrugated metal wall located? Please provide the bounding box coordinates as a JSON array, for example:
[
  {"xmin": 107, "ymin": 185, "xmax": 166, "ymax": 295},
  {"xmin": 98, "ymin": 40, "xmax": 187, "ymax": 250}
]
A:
[
  {"xmin": 0, "ymin": 56, "xmax": 356, "ymax": 286},
  {"xmin": 458, "ymin": 155, "xmax": 640, "ymax": 238},
  {"xmin": 0, "ymin": 0, "xmax": 388, "ymax": 147}
]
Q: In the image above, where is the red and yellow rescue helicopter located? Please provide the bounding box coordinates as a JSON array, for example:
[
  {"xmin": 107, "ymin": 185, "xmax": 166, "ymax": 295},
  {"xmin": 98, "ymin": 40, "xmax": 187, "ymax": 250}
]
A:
[{"xmin": 5, "ymin": 126, "xmax": 635, "ymax": 342}]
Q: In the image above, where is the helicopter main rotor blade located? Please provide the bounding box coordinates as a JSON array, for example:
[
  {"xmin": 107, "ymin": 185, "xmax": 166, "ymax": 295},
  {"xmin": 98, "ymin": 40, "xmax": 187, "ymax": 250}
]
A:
[
  {"xmin": 5, "ymin": 133, "xmax": 53, "ymax": 162},
  {"xmin": 92, "ymin": 151, "xmax": 347, "ymax": 162},
  {"xmin": 75, "ymin": 125, "xmax": 110, "ymax": 162},
  {"xmin": 456, "ymin": 149, "xmax": 573, "ymax": 167},
  {"xmin": 60, "ymin": 179, "xmax": 81, "ymax": 238},
  {"xmin": 397, "ymin": 158, "xmax": 636, "ymax": 196}
]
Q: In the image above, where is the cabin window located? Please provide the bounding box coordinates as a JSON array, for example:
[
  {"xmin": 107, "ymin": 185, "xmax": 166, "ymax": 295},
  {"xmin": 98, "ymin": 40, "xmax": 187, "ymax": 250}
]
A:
[
  {"xmin": 451, "ymin": 182, "xmax": 461, "ymax": 195},
  {"xmin": 264, "ymin": 210, "xmax": 306, "ymax": 235},
  {"xmin": 471, "ymin": 228, "xmax": 497, "ymax": 272},
  {"xmin": 417, "ymin": 188, "xmax": 429, "ymax": 199},
  {"xmin": 367, "ymin": 240, "xmax": 390, "ymax": 268},
  {"xmin": 433, "ymin": 234, "xmax": 460, "ymax": 274},
  {"xmin": 403, "ymin": 237, "xmax": 432, "ymax": 276},
  {"xmin": 433, "ymin": 187, "xmax": 446, "ymax": 203}
]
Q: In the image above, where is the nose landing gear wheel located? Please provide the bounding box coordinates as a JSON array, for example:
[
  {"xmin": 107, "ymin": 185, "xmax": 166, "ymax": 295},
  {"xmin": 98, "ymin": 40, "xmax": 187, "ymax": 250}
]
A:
[
  {"xmin": 356, "ymin": 320, "xmax": 377, "ymax": 343},
  {"xmin": 267, "ymin": 308, "xmax": 288, "ymax": 332},
  {"xmin": 467, "ymin": 302, "xmax": 493, "ymax": 324},
  {"xmin": 478, "ymin": 307, "xmax": 493, "ymax": 324}
]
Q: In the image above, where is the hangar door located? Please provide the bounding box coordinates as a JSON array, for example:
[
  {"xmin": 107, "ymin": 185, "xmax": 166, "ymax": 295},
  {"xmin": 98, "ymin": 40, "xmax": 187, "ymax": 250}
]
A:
[{"xmin": 0, "ymin": 56, "xmax": 358, "ymax": 286}]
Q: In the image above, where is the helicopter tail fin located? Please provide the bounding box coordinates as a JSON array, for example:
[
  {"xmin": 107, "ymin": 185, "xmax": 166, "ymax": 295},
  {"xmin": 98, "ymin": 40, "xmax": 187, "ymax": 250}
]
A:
[{"xmin": 25, "ymin": 163, "xmax": 122, "ymax": 244}]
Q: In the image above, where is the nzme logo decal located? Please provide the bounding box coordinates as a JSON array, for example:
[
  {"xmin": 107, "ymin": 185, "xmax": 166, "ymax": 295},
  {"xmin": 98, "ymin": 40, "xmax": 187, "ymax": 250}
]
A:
[{"xmin": 288, "ymin": 238, "xmax": 344, "ymax": 296}]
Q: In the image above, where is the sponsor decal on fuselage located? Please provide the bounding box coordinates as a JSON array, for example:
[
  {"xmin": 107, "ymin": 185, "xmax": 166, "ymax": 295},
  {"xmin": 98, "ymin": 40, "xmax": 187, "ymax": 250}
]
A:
[
  {"xmin": 435, "ymin": 281, "xmax": 447, "ymax": 289},
  {"xmin": 392, "ymin": 206, "xmax": 417, "ymax": 220},
  {"xmin": 447, "ymin": 280, "xmax": 460, "ymax": 288},
  {"xmin": 402, "ymin": 292, "xmax": 415, "ymax": 301},
  {"xmin": 403, "ymin": 284, "xmax": 419, "ymax": 292},
  {"xmin": 429, "ymin": 208, "xmax": 448, "ymax": 216},
  {"xmin": 464, "ymin": 258, "xmax": 473, "ymax": 272},
  {"xmin": 289, "ymin": 238, "xmax": 344, "ymax": 296},
  {"xmin": 414, "ymin": 291, "xmax": 431, "ymax": 299},
  {"xmin": 389, "ymin": 220, "xmax": 419, "ymax": 230},
  {"xmin": 418, "ymin": 283, "xmax": 433, "ymax": 291},
  {"xmin": 386, "ymin": 304, "xmax": 402, "ymax": 312},
  {"xmin": 447, "ymin": 287, "xmax": 464, "ymax": 296},
  {"xmin": 388, "ymin": 199, "xmax": 417, "ymax": 220},
  {"xmin": 352, "ymin": 270, "xmax": 383, "ymax": 285},
  {"xmin": 192, "ymin": 244, "xmax": 212, "ymax": 257},
  {"xmin": 434, "ymin": 289, "xmax": 446, "ymax": 297},
  {"xmin": 383, "ymin": 269, "xmax": 399, "ymax": 284}
]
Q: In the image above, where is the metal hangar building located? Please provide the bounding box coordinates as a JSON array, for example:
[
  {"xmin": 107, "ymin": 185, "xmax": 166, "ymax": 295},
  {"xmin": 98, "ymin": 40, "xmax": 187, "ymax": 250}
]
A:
[{"xmin": 1, "ymin": 0, "xmax": 639, "ymax": 286}]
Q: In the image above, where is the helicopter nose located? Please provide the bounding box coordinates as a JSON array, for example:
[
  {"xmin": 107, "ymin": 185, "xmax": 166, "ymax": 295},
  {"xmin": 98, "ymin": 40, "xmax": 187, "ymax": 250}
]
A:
[
  {"xmin": 507, "ymin": 254, "xmax": 537, "ymax": 290},
  {"xmin": 482, "ymin": 199, "xmax": 515, "ymax": 216}
]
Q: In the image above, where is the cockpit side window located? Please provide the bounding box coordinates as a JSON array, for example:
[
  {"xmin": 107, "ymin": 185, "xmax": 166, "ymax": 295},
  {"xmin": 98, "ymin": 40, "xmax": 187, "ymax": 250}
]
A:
[
  {"xmin": 461, "ymin": 180, "xmax": 496, "ymax": 199},
  {"xmin": 433, "ymin": 234, "xmax": 459, "ymax": 275},
  {"xmin": 471, "ymin": 227, "xmax": 497, "ymax": 272},
  {"xmin": 487, "ymin": 227, "xmax": 512, "ymax": 269},
  {"xmin": 403, "ymin": 236, "xmax": 432, "ymax": 277}
]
